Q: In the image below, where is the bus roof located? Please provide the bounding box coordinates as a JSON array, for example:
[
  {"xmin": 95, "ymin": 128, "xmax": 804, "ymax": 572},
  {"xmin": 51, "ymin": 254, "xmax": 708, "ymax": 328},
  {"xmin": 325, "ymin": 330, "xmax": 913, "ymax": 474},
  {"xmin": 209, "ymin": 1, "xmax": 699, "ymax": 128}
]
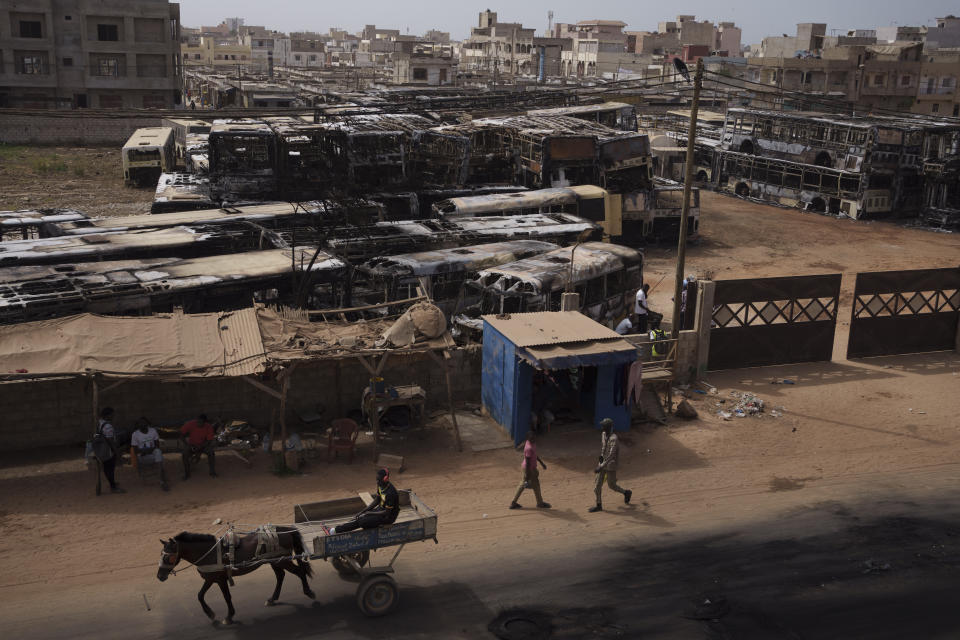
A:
[
  {"xmin": 358, "ymin": 240, "xmax": 559, "ymax": 278},
  {"xmin": 476, "ymin": 242, "xmax": 642, "ymax": 292},
  {"xmin": 124, "ymin": 127, "xmax": 174, "ymax": 148},
  {"xmin": 436, "ymin": 187, "xmax": 583, "ymax": 216}
]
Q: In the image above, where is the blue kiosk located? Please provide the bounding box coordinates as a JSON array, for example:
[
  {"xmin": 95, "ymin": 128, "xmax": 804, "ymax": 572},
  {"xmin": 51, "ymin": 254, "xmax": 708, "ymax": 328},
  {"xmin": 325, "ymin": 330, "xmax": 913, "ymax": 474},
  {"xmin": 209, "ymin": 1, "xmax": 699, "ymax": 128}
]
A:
[{"xmin": 481, "ymin": 311, "xmax": 639, "ymax": 445}]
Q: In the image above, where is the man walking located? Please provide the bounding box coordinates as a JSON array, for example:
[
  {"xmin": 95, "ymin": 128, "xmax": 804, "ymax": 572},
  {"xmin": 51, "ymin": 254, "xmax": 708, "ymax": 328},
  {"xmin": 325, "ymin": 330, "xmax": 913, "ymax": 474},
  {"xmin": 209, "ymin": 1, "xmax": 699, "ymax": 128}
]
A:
[
  {"xmin": 180, "ymin": 413, "xmax": 217, "ymax": 479},
  {"xmin": 510, "ymin": 431, "xmax": 551, "ymax": 509},
  {"xmin": 589, "ymin": 418, "xmax": 631, "ymax": 512},
  {"xmin": 94, "ymin": 407, "xmax": 125, "ymax": 494}
]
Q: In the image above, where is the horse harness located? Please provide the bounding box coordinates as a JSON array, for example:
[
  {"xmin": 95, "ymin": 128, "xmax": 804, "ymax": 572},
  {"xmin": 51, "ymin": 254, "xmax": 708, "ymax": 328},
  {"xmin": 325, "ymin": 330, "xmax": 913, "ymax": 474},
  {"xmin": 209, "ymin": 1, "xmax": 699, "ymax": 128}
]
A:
[{"xmin": 199, "ymin": 525, "xmax": 284, "ymax": 576}]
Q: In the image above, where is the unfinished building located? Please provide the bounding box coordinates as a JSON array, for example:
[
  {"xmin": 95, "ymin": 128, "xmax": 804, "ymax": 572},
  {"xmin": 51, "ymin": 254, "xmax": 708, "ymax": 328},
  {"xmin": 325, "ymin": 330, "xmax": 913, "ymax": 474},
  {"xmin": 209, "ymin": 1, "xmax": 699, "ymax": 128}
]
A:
[{"xmin": 920, "ymin": 127, "xmax": 960, "ymax": 228}]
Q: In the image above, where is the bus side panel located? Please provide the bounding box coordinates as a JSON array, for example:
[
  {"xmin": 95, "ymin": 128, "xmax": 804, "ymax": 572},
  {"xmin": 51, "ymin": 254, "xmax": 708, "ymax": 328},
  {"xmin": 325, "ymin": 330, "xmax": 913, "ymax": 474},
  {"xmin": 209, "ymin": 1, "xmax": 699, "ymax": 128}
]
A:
[{"xmin": 603, "ymin": 193, "xmax": 622, "ymax": 238}]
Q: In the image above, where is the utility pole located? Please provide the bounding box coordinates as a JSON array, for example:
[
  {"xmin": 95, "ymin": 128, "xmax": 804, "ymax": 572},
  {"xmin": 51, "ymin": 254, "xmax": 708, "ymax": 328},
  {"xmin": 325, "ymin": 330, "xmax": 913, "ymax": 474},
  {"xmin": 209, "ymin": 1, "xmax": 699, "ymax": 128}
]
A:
[
  {"xmin": 670, "ymin": 58, "xmax": 703, "ymax": 340},
  {"xmin": 237, "ymin": 63, "xmax": 243, "ymax": 106}
]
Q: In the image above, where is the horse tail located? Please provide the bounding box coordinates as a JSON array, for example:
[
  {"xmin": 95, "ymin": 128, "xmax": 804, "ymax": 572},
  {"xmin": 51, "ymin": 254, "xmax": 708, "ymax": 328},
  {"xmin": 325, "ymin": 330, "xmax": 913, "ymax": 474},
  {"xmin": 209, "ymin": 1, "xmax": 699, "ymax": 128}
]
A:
[{"xmin": 290, "ymin": 530, "xmax": 313, "ymax": 578}]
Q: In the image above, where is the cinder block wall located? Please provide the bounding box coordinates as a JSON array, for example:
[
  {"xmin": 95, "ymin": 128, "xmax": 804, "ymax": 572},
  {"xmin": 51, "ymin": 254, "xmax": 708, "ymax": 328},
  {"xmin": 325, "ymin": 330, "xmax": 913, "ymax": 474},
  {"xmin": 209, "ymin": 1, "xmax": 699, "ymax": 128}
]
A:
[
  {"xmin": 0, "ymin": 115, "xmax": 162, "ymax": 145},
  {"xmin": 0, "ymin": 347, "xmax": 483, "ymax": 450}
]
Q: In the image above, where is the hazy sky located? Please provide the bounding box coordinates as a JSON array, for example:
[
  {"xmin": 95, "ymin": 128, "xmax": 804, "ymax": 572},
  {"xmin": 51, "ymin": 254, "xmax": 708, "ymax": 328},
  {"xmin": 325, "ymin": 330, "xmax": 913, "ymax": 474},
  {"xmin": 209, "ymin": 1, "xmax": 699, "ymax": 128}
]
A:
[{"xmin": 180, "ymin": 1, "xmax": 958, "ymax": 44}]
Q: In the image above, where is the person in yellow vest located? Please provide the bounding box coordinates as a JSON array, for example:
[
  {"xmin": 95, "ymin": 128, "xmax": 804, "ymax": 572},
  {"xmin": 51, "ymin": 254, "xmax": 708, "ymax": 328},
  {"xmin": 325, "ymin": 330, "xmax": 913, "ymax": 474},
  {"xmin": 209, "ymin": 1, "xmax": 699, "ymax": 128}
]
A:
[
  {"xmin": 330, "ymin": 468, "xmax": 399, "ymax": 534},
  {"xmin": 649, "ymin": 317, "xmax": 667, "ymax": 358}
]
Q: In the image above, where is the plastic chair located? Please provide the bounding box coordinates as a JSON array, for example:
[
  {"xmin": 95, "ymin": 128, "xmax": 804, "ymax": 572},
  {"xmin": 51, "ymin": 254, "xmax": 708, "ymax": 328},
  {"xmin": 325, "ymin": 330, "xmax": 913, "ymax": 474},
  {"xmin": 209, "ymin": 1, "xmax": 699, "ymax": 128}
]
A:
[{"xmin": 328, "ymin": 418, "xmax": 359, "ymax": 464}]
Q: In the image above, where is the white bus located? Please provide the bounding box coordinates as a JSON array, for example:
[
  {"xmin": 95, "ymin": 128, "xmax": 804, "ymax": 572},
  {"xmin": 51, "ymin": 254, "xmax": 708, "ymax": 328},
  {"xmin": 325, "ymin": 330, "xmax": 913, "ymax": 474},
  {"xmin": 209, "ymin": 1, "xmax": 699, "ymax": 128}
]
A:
[{"xmin": 122, "ymin": 127, "xmax": 176, "ymax": 186}]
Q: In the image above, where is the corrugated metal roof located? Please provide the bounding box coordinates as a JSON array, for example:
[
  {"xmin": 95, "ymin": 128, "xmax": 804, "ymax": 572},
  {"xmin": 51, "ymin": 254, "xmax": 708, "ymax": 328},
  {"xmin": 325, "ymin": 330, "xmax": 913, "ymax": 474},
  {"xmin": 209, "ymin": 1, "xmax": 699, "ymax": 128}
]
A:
[
  {"xmin": 218, "ymin": 307, "xmax": 267, "ymax": 377},
  {"xmin": 482, "ymin": 311, "xmax": 624, "ymax": 347}
]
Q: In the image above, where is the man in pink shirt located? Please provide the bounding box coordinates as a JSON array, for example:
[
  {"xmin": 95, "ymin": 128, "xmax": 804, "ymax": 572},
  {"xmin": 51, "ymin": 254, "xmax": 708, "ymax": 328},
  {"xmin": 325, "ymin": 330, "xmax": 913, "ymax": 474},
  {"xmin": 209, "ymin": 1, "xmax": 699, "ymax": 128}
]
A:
[{"xmin": 509, "ymin": 430, "xmax": 551, "ymax": 509}]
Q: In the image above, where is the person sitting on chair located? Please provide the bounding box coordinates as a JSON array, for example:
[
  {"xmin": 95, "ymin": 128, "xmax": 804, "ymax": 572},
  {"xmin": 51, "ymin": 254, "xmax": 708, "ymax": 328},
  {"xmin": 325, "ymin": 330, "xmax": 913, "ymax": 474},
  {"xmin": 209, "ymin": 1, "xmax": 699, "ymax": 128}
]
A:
[
  {"xmin": 330, "ymin": 468, "xmax": 399, "ymax": 534},
  {"xmin": 131, "ymin": 418, "xmax": 169, "ymax": 491},
  {"xmin": 180, "ymin": 413, "xmax": 217, "ymax": 480}
]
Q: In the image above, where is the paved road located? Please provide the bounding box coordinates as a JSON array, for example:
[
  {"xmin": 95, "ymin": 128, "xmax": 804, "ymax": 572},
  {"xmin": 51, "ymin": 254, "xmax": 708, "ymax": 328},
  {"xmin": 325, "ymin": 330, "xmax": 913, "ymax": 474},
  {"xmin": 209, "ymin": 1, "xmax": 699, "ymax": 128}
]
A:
[{"xmin": 7, "ymin": 466, "xmax": 960, "ymax": 639}]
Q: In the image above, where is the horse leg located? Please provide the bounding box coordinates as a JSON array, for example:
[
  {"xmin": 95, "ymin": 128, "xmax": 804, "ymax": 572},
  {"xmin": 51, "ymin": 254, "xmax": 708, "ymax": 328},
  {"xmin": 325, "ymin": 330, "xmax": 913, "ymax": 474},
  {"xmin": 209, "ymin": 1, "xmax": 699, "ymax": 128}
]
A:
[
  {"xmin": 266, "ymin": 563, "xmax": 284, "ymax": 606},
  {"xmin": 290, "ymin": 560, "xmax": 315, "ymax": 600},
  {"xmin": 198, "ymin": 578, "xmax": 216, "ymax": 621},
  {"xmin": 217, "ymin": 578, "xmax": 236, "ymax": 624}
]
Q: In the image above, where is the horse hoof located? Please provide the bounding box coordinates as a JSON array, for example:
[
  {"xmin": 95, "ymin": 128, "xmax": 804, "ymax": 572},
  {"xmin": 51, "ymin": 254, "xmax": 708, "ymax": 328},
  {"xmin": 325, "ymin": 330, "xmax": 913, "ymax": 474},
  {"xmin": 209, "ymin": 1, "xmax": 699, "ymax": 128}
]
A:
[
  {"xmin": 221, "ymin": 618, "xmax": 233, "ymax": 626},
  {"xmin": 306, "ymin": 591, "xmax": 316, "ymax": 600},
  {"xmin": 265, "ymin": 599, "xmax": 276, "ymax": 607}
]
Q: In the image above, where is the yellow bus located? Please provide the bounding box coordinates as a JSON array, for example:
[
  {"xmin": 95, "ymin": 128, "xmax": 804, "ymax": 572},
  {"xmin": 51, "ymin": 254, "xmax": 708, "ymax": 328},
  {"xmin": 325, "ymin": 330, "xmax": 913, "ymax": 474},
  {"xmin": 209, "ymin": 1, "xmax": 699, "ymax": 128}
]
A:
[{"xmin": 122, "ymin": 127, "xmax": 175, "ymax": 186}]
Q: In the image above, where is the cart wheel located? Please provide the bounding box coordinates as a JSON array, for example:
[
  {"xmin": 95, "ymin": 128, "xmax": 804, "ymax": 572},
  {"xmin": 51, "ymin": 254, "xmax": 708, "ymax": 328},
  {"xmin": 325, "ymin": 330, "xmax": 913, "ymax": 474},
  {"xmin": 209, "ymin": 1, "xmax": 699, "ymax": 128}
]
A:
[
  {"xmin": 356, "ymin": 574, "xmax": 399, "ymax": 617},
  {"xmin": 331, "ymin": 550, "xmax": 370, "ymax": 576}
]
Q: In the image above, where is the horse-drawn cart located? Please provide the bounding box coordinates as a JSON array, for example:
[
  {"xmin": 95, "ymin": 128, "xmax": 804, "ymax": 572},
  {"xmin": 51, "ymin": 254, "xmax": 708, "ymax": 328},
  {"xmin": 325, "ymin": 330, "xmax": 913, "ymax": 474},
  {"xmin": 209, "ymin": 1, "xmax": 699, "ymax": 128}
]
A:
[
  {"xmin": 291, "ymin": 490, "xmax": 438, "ymax": 616},
  {"xmin": 158, "ymin": 490, "xmax": 437, "ymax": 622}
]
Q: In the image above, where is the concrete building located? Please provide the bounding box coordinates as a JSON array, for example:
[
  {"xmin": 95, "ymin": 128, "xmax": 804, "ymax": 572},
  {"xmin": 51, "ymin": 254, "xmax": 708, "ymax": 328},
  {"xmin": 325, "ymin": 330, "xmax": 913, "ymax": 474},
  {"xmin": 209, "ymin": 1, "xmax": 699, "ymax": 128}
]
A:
[
  {"xmin": 243, "ymin": 30, "xmax": 289, "ymax": 75},
  {"xmin": 287, "ymin": 37, "xmax": 325, "ymax": 68},
  {"xmin": 462, "ymin": 10, "xmax": 535, "ymax": 76},
  {"xmin": 756, "ymin": 23, "xmax": 826, "ymax": 58},
  {"xmin": 876, "ymin": 25, "xmax": 925, "ymax": 44},
  {"xmin": 560, "ymin": 19, "xmax": 654, "ymax": 78},
  {"xmin": 0, "ymin": 0, "xmax": 182, "ymax": 109},
  {"xmin": 182, "ymin": 36, "xmax": 251, "ymax": 68},
  {"xmin": 393, "ymin": 51, "xmax": 456, "ymax": 85},
  {"xmin": 926, "ymin": 16, "xmax": 960, "ymax": 51}
]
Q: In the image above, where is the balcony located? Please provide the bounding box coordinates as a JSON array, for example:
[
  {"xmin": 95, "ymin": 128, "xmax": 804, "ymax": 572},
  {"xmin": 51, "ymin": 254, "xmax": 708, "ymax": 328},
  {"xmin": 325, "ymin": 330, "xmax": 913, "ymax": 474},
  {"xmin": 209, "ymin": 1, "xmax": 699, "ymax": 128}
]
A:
[{"xmin": 919, "ymin": 86, "xmax": 955, "ymax": 95}]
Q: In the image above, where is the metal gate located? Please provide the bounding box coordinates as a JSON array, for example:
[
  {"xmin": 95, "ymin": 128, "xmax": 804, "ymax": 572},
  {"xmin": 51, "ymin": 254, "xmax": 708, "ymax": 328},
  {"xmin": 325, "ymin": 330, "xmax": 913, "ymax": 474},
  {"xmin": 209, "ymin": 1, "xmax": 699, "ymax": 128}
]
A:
[
  {"xmin": 708, "ymin": 274, "xmax": 842, "ymax": 370},
  {"xmin": 847, "ymin": 268, "xmax": 960, "ymax": 358}
]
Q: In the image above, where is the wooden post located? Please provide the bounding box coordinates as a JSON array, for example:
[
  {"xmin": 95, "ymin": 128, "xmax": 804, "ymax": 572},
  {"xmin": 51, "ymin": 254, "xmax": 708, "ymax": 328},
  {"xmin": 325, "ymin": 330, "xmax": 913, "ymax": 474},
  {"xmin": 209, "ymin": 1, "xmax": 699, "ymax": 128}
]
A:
[
  {"xmin": 279, "ymin": 371, "xmax": 290, "ymax": 469},
  {"xmin": 428, "ymin": 350, "xmax": 462, "ymax": 452},
  {"xmin": 671, "ymin": 58, "xmax": 704, "ymax": 340}
]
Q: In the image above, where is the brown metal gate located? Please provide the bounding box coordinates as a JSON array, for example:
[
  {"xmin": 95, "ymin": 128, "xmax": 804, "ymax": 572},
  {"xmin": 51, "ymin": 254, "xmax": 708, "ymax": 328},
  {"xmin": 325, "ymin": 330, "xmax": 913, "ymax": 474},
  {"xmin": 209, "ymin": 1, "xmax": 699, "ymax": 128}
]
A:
[
  {"xmin": 847, "ymin": 268, "xmax": 960, "ymax": 358},
  {"xmin": 708, "ymin": 274, "xmax": 842, "ymax": 370}
]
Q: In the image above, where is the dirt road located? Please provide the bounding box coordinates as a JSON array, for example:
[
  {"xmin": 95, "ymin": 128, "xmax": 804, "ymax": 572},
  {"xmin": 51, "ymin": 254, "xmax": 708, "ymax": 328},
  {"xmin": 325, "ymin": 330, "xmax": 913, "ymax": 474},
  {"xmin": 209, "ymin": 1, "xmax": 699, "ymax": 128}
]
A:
[{"xmin": 1, "ymin": 350, "xmax": 959, "ymax": 638}]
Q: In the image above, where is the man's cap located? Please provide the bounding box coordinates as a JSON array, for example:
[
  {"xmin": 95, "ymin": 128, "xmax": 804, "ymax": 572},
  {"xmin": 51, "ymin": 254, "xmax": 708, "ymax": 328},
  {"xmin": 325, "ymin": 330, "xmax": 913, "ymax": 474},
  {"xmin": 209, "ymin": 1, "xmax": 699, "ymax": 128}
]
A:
[
  {"xmin": 600, "ymin": 418, "xmax": 614, "ymax": 427},
  {"xmin": 377, "ymin": 468, "xmax": 389, "ymax": 481}
]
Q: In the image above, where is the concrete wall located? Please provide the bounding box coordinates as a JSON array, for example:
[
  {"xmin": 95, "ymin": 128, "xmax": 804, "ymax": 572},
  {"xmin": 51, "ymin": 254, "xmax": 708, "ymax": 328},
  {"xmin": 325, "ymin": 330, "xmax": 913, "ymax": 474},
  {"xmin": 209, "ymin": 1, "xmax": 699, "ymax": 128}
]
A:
[
  {"xmin": 0, "ymin": 347, "xmax": 483, "ymax": 450},
  {"xmin": 0, "ymin": 113, "xmax": 160, "ymax": 144}
]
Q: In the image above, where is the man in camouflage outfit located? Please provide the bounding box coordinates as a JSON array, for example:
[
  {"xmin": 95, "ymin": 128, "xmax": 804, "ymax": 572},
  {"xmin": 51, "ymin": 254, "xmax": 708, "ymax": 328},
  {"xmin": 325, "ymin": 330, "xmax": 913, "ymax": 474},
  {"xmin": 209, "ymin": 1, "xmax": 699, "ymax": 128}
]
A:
[{"xmin": 589, "ymin": 418, "xmax": 632, "ymax": 512}]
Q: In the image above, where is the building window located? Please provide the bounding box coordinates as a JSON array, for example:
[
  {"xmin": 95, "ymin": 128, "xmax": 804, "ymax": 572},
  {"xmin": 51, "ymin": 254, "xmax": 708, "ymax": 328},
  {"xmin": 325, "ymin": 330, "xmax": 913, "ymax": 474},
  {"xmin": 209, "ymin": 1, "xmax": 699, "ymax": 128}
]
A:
[
  {"xmin": 932, "ymin": 103, "xmax": 940, "ymax": 113},
  {"xmin": 413, "ymin": 67, "xmax": 428, "ymax": 80},
  {"xmin": 65, "ymin": 15, "xmax": 72, "ymax": 21},
  {"xmin": 309, "ymin": 54, "xmax": 316, "ymax": 61},
  {"xmin": 63, "ymin": 57, "xmax": 73, "ymax": 67},
  {"xmin": 900, "ymin": 75, "xmax": 911, "ymax": 86},
  {"xmin": 194, "ymin": 54, "xmax": 201, "ymax": 60},
  {"xmin": 295, "ymin": 55, "xmax": 301, "ymax": 61},
  {"xmin": 98, "ymin": 58, "xmax": 120, "ymax": 76},
  {"xmin": 953, "ymin": 104, "xmax": 959, "ymax": 117},
  {"xmin": 16, "ymin": 54, "xmax": 46, "ymax": 74},
  {"xmin": 20, "ymin": 20, "xmax": 43, "ymax": 38},
  {"xmin": 97, "ymin": 24, "xmax": 119, "ymax": 41},
  {"xmin": 873, "ymin": 74, "xmax": 885, "ymax": 87}
]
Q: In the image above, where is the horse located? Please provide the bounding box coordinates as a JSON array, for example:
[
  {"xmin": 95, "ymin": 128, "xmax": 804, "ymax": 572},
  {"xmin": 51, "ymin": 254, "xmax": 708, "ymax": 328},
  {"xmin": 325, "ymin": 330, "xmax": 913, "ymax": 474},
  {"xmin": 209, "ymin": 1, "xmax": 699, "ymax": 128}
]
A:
[{"xmin": 157, "ymin": 527, "xmax": 315, "ymax": 625}]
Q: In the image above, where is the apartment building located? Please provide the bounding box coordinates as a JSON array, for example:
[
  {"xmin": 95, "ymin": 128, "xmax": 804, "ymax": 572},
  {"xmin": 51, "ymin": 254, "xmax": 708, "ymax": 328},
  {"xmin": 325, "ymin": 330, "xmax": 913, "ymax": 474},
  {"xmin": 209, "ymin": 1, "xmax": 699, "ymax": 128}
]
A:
[
  {"xmin": 182, "ymin": 36, "xmax": 251, "ymax": 67},
  {"xmin": 462, "ymin": 10, "xmax": 535, "ymax": 76},
  {"xmin": 0, "ymin": 0, "xmax": 182, "ymax": 109}
]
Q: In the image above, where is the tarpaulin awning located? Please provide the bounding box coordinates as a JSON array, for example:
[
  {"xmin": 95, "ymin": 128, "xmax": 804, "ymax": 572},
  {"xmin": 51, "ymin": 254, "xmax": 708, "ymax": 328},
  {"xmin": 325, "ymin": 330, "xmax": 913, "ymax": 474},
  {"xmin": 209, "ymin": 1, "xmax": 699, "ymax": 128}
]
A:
[{"xmin": 0, "ymin": 308, "xmax": 266, "ymax": 379}]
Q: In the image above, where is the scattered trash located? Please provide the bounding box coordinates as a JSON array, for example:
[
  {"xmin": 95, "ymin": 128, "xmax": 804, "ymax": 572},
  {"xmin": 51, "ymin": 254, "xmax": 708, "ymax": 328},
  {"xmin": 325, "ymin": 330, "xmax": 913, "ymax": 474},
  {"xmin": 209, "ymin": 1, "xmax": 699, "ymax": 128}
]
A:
[
  {"xmin": 365, "ymin": 431, "xmax": 374, "ymax": 436},
  {"xmin": 730, "ymin": 390, "xmax": 765, "ymax": 416},
  {"xmin": 771, "ymin": 410, "xmax": 782, "ymax": 418},
  {"xmin": 908, "ymin": 408, "xmax": 913, "ymax": 413},
  {"xmin": 783, "ymin": 379, "xmax": 795, "ymax": 385},
  {"xmin": 482, "ymin": 513, "xmax": 488, "ymax": 519},
  {"xmin": 917, "ymin": 411, "xmax": 926, "ymax": 415},
  {"xmin": 718, "ymin": 411, "xmax": 732, "ymax": 421},
  {"xmin": 692, "ymin": 389, "xmax": 707, "ymax": 394},
  {"xmin": 213, "ymin": 518, "xmax": 222, "ymax": 525}
]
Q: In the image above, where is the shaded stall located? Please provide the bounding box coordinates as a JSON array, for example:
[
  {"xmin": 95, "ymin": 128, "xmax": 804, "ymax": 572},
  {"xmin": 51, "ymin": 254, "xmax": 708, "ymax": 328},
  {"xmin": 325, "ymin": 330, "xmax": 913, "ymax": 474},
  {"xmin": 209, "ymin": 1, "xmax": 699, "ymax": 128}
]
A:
[{"xmin": 481, "ymin": 311, "xmax": 638, "ymax": 445}]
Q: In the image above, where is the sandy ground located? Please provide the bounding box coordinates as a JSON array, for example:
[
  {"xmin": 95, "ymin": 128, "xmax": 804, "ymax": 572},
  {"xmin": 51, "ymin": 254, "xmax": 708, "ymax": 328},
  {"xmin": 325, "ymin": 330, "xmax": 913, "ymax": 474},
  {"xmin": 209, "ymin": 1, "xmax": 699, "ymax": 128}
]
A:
[
  {"xmin": 0, "ymin": 145, "xmax": 155, "ymax": 217},
  {"xmin": 1, "ymin": 153, "xmax": 960, "ymax": 637}
]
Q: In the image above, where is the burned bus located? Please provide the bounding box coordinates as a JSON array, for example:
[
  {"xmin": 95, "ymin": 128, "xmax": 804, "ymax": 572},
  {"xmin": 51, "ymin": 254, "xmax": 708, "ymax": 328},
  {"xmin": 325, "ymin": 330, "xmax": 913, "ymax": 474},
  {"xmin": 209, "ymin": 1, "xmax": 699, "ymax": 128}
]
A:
[
  {"xmin": 464, "ymin": 242, "xmax": 643, "ymax": 323},
  {"xmin": 324, "ymin": 213, "xmax": 599, "ymax": 263},
  {"xmin": 432, "ymin": 184, "xmax": 698, "ymax": 244},
  {"xmin": 122, "ymin": 127, "xmax": 176, "ymax": 186},
  {"xmin": 528, "ymin": 102, "xmax": 638, "ymax": 132},
  {"xmin": 354, "ymin": 240, "xmax": 559, "ymax": 314}
]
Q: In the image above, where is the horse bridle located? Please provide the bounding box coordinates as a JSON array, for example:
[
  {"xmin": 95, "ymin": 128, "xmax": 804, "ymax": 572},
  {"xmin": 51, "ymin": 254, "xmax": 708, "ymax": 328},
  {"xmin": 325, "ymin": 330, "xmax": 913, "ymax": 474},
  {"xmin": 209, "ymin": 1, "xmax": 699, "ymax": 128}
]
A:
[{"xmin": 158, "ymin": 541, "xmax": 180, "ymax": 574}]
